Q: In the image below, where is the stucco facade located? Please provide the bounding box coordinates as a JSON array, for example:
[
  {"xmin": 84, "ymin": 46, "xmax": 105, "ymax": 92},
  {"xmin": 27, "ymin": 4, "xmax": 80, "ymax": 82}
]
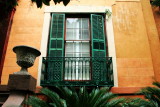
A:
[{"xmin": 1, "ymin": 0, "xmax": 160, "ymax": 91}]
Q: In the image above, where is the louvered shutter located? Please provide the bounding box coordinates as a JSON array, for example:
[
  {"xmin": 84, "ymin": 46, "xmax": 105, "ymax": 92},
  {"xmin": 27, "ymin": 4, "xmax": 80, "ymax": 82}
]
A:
[
  {"xmin": 48, "ymin": 14, "xmax": 65, "ymax": 82},
  {"xmin": 48, "ymin": 14, "xmax": 65, "ymax": 57},
  {"xmin": 91, "ymin": 14, "xmax": 107, "ymax": 82}
]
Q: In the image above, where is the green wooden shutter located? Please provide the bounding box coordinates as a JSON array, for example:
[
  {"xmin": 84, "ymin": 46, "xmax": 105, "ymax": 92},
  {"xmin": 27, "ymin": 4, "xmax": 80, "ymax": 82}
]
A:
[
  {"xmin": 48, "ymin": 14, "xmax": 65, "ymax": 82},
  {"xmin": 48, "ymin": 14, "xmax": 65, "ymax": 57},
  {"xmin": 91, "ymin": 14, "xmax": 107, "ymax": 82},
  {"xmin": 91, "ymin": 14, "xmax": 106, "ymax": 57}
]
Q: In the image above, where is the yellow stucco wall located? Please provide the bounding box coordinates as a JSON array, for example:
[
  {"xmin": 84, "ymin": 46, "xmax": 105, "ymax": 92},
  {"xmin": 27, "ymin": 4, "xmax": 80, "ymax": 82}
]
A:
[
  {"xmin": 1, "ymin": 0, "xmax": 44, "ymax": 84},
  {"xmin": 113, "ymin": 1, "xmax": 154, "ymax": 87},
  {"xmin": 1, "ymin": 0, "xmax": 160, "ymax": 87}
]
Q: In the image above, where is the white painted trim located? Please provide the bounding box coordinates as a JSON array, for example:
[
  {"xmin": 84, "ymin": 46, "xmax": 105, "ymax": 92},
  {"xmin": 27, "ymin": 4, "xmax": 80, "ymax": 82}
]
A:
[
  {"xmin": 44, "ymin": 5, "xmax": 110, "ymax": 13},
  {"xmin": 37, "ymin": 13, "xmax": 51, "ymax": 86},
  {"xmin": 116, "ymin": 0, "xmax": 140, "ymax": 1},
  {"xmin": 38, "ymin": 5, "xmax": 118, "ymax": 87},
  {"xmin": 106, "ymin": 8, "xmax": 118, "ymax": 87}
]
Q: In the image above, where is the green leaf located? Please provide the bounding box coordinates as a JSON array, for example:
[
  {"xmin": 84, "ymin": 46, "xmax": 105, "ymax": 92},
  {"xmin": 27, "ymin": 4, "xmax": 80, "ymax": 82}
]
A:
[
  {"xmin": 42, "ymin": 0, "xmax": 51, "ymax": 6},
  {"xmin": 153, "ymin": 82, "xmax": 160, "ymax": 88},
  {"xmin": 41, "ymin": 88, "xmax": 65, "ymax": 107},
  {"xmin": 63, "ymin": 0, "xmax": 70, "ymax": 6},
  {"xmin": 36, "ymin": 0, "xmax": 43, "ymax": 8},
  {"xmin": 26, "ymin": 96, "xmax": 49, "ymax": 107}
]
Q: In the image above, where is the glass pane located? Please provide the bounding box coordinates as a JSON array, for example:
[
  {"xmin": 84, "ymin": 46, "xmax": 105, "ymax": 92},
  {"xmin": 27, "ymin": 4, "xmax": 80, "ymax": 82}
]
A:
[
  {"xmin": 74, "ymin": 42, "xmax": 81, "ymax": 52},
  {"xmin": 66, "ymin": 18, "xmax": 89, "ymax": 40},
  {"xmin": 66, "ymin": 29, "xmax": 74, "ymax": 40},
  {"xmin": 66, "ymin": 18, "xmax": 79, "ymax": 28},
  {"xmin": 82, "ymin": 29, "xmax": 89, "ymax": 40},
  {"xmin": 82, "ymin": 19, "xmax": 89, "ymax": 29},
  {"xmin": 82, "ymin": 42, "xmax": 89, "ymax": 52},
  {"xmin": 66, "ymin": 29, "xmax": 80, "ymax": 40},
  {"xmin": 65, "ymin": 53, "xmax": 73, "ymax": 57},
  {"xmin": 74, "ymin": 53, "xmax": 81, "ymax": 57},
  {"xmin": 82, "ymin": 53, "xmax": 90, "ymax": 57},
  {"xmin": 66, "ymin": 42, "xmax": 74, "ymax": 52}
]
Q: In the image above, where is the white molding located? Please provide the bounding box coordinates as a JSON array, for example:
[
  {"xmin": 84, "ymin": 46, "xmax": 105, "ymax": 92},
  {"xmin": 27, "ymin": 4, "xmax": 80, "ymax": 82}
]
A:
[
  {"xmin": 37, "ymin": 13, "xmax": 51, "ymax": 86},
  {"xmin": 106, "ymin": 7, "xmax": 118, "ymax": 87},
  {"xmin": 116, "ymin": 0, "xmax": 140, "ymax": 1},
  {"xmin": 44, "ymin": 5, "xmax": 110, "ymax": 13},
  {"xmin": 37, "ymin": 5, "xmax": 118, "ymax": 87}
]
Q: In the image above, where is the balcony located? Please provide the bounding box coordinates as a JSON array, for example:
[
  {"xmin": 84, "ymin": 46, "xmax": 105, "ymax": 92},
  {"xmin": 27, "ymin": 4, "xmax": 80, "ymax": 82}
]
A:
[{"xmin": 41, "ymin": 57, "xmax": 114, "ymax": 87}]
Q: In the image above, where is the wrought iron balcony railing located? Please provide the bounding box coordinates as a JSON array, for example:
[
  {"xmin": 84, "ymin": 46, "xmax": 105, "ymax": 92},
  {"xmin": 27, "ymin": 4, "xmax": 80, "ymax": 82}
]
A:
[{"xmin": 41, "ymin": 57, "xmax": 114, "ymax": 86}]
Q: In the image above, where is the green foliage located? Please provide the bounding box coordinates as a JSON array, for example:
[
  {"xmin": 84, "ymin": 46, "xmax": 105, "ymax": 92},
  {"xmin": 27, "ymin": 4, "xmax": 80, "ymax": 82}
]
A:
[
  {"xmin": 151, "ymin": 0, "xmax": 160, "ymax": 7},
  {"xmin": 139, "ymin": 82, "xmax": 160, "ymax": 107},
  {"xmin": 0, "ymin": 0, "xmax": 70, "ymax": 12},
  {"xmin": 122, "ymin": 98, "xmax": 152, "ymax": 107},
  {"xmin": 26, "ymin": 88, "xmax": 67, "ymax": 107},
  {"xmin": 0, "ymin": 0, "xmax": 18, "ymax": 12},
  {"xmin": 31, "ymin": 0, "xmax": 70, "ymax": 8},
  {"xmin": 57, "ymin": 87, "xmax": 125, "ymax": 107},
  {"xmin": 27, "ymin": 87, "xmax": 126, "ymax": 107},
  {"xmin": 26, "ymin": 96, "xmax": 50, "ymax": 107},
  {"xmin": 27, "ymin": 84, "xmax": 160, "ymax": 107}
]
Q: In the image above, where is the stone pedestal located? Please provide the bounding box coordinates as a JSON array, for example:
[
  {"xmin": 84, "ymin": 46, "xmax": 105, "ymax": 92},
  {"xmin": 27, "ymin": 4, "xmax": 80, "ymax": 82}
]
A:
[{"xmin": 7, "ymin": 74, "xmax": 36, "ymax": 92}]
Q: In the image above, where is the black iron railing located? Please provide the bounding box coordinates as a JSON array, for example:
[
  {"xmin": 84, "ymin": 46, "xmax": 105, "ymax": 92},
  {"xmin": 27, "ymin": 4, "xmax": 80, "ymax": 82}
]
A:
[{"xmin": 41, "ymin": 57, "xmax": 114, "ymax": 86}]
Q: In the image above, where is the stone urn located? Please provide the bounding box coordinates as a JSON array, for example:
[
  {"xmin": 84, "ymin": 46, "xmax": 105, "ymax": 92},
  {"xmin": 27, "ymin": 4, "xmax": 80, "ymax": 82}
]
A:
[{"xmin": 13, "ymin": 45, "xmax": 41, "ymax": 75}]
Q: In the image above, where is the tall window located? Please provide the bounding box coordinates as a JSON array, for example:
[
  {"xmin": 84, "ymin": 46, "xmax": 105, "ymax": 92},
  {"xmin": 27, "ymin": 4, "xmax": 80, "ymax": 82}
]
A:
[{"xmin": 48, "ymin": 13, "xmax": 107, "ymax": 82}]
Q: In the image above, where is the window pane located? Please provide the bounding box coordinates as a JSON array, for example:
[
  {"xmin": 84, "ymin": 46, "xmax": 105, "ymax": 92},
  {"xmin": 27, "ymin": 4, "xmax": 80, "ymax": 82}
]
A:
[
  {"xmin": 66, "ymin": 42, "xmax": 74, "ymax": 52},
  {"xmin": 74, "ymin": 42, "xmax": 81, "ymax": 52},
  {"xmin": 66, "ymin": 18, "xmax": 79, "ymax": 28},
  {"xmin": 65, "ymin": 42, "xmax": 90, "ymax": 57},
  {"xmin": 66, "ymin": 29, "xmax": 74, "ymax": 40},
  {"xmin": 82, "ymin": 19, "xmax": 89, "ymax": 29},
  {"xmin": 65, "ymin": 53, "xmax": 73, "ymax": 57},
  {"xmin": 66, "ymin": 29, "xmax": 80, "ymax": 40},
  {"xmin": 81, "ymin": 29, "xmax": 89, "ymax": 40},
  {"xmin": 82, "ymin": 42, "xmax": 89, "ymax": 52},
  {"xmin": 66, "ymin": 18, "xmax": 89, "ymax": 40},
  {"xmin": 74, "ymin": 53, "xmax": 81, "ymax": 57},
  {"xmin": 82, "ymin": 53, "xmax": 90, "ymax": 57}
]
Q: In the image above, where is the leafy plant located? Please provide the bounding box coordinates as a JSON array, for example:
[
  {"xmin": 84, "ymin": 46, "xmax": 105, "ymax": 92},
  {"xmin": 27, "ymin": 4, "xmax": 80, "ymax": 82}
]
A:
[
  {"xmin": 26, "ymin": 88, "xmax": 67, "ymax": 107},
  {"xmin": 122, "ymin": 98, "xmax": 152, "ymax": 107},
  {"xmin": 0, "ymin": 0, "xmax": 70, "ymax": 12},
  {"xmin": 31, "ymin": 0, "xmax": 70, "ymax": 8},
  {"xmin": 151, "ymin": 0, "xmax": 160, "ymax": 7},
  {"xmin": 26, "ymin": 87, "xmax": 126, "ymax": 107},
  {"xmin": 57, "ymin": 87, "xmax": 125, "ymax": 107},
  {"xmin": 139, "ymin": 82, "xmax": 160, "ymax": 107}
]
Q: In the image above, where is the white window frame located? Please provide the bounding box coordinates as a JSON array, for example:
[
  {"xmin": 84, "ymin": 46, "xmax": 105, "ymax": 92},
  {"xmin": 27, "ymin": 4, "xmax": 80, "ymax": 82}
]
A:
[{"xmin": 37, "ymin": 5, "xmax": 118, "ymax": 87}]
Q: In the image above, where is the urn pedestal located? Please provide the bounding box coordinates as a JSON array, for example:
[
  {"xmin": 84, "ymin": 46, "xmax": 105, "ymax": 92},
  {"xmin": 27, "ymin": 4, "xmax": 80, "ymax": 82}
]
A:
[{"xmin": 7, "ymin": 45, "xmax": 41, "ymax": 92}]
